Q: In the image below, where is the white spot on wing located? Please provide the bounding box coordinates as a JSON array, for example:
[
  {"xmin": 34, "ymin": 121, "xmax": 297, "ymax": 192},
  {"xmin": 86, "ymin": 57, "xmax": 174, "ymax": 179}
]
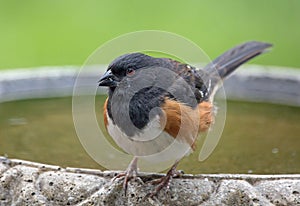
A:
[
  {"xmin": 207, "ymin": 79, "xmax": 212, "ymax": 93},
  {"xmin": 199, "ymin": 90, "xmax": 204, "ymax": 98}
]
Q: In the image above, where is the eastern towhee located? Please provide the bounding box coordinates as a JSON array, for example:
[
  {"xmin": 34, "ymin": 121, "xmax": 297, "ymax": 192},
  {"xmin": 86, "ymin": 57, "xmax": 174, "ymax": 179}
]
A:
[{"xmin": 98, "ymin": 41, "xmax": 272, "ymax": 197}]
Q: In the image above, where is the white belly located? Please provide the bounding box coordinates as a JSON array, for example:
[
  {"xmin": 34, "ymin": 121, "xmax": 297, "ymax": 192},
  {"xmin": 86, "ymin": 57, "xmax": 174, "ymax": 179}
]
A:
[{"xmin": 106, "ymin": 114, "xmax": 193, "ymax": 162}]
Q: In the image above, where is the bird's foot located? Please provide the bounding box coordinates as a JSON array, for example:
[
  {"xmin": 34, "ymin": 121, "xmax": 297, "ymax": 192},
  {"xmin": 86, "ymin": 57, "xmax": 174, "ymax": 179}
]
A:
[
  {"xmin": 147, "ymin": 161, "xmax": 182, "ymax": 198},
  {"xmin": 112, "ymin": 157, "xmax": 138, "ymax": 196}
]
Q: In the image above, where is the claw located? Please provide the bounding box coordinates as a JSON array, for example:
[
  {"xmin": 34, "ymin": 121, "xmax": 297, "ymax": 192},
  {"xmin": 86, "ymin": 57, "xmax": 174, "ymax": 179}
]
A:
[
  {"xmin": 112, "ymin": 157, "xmax": 138, "ymax": 196},
  {"xmin": 148, "ymin": 160, "xmax": 182, "ymax": 198}
]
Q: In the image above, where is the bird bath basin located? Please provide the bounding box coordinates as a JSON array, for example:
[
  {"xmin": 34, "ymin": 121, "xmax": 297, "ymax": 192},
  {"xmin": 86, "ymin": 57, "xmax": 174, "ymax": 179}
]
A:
[{"xmin": 0, "ymin": 65, "xmax": 299, "ymax": 174}]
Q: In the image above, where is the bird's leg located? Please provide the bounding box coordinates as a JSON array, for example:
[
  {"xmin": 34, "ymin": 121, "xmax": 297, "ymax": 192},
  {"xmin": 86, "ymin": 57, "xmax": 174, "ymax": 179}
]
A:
[
  {"xmin": 148, "ymin": 160, "xmax": 182, "ymax": 198},
  {"xmin": 112, "ymin": 157, "xmax": 138, "ymax": 196}
]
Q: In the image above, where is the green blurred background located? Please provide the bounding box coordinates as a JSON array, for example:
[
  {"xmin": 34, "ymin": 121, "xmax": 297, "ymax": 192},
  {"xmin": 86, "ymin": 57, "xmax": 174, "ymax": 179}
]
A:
[{"xmin": 0, "ymin": 0, "xmax": 299, "ymax": 70}]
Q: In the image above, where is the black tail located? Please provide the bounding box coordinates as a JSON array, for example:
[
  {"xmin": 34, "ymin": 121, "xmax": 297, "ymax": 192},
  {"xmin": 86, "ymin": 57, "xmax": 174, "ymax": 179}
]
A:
[{"xmin": 204, "ymin": 41, "xmax": 272, "ymax": 100}]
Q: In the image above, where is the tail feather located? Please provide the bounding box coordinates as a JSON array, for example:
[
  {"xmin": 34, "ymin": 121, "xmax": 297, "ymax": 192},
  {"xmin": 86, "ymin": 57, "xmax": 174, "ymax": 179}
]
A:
[{"xmin": 204, "ymin": 41, "xmax": 272, "ymax": 100}]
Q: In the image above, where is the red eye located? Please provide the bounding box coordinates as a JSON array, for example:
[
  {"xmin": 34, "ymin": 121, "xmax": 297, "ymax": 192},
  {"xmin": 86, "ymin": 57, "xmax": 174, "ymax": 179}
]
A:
[{"xmin": 126, "ymin": 68, "xmax": 135, "ymax": 76}]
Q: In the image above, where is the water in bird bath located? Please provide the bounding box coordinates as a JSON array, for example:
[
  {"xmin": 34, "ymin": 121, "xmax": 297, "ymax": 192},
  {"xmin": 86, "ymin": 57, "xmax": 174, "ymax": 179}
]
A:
[{"xmin": 0, "ymin": 96, "xmax": 299, "ymax": 174}]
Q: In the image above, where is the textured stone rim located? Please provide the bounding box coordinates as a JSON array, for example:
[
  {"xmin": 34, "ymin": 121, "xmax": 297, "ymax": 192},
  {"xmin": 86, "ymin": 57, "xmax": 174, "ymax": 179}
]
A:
[{"xmin": 1, "ymin": 156, "xmax": 299, "ymax": 205}]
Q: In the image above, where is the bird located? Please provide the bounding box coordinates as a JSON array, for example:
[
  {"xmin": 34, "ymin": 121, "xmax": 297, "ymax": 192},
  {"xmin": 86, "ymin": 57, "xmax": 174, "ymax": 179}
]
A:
[{"xmin": 98, "ymin": 41, "xmax": 272, "ymax": 197}]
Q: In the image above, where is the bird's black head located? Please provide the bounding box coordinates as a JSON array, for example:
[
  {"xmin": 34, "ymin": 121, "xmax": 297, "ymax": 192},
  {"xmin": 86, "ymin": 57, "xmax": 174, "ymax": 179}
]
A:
[{"xmin": 98, "ymin": 53, "xmax": 158, "ymax": 88}]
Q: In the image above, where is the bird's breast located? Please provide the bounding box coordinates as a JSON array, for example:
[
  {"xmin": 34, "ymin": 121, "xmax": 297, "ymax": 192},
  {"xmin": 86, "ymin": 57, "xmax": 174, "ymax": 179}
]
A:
[{"xmin": 105, "ymin": 112, "xmax": 193, "ymax": 159}]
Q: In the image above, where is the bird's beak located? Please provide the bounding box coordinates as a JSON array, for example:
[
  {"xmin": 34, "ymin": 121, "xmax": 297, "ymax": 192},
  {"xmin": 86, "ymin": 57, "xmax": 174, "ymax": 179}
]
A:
[{"xmin": 98, "ymin": 70, "xmax": 118, "ymax": 87}]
